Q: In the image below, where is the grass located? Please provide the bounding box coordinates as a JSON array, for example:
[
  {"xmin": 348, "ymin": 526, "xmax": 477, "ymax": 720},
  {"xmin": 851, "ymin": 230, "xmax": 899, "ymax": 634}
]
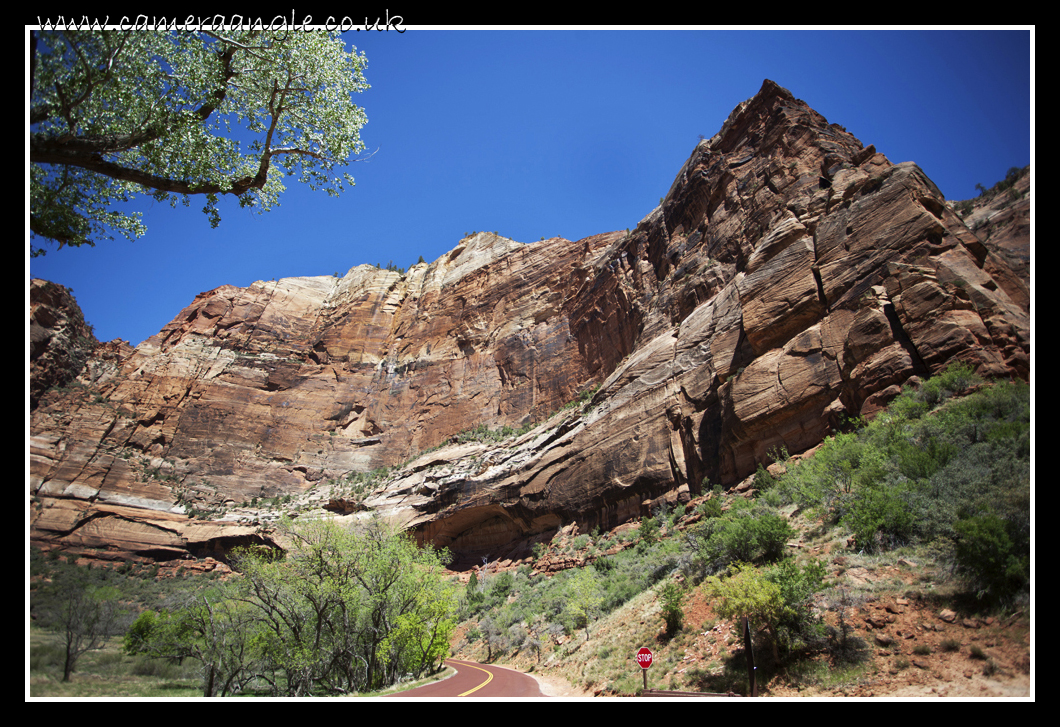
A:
[
  {"xmin": 940, "ymin": 638, "xmax": 961, "ymax": 652},
  {"xmin": 29, "ymin": 625, "xmax": 201, "ymax": 698},
  {"xmin": 783, "ymin": 657, "xmax": 874, "ymax": 692},
  {"xmin": 29, "ymin": 622, "xmax": 456, "ymax": 699}
]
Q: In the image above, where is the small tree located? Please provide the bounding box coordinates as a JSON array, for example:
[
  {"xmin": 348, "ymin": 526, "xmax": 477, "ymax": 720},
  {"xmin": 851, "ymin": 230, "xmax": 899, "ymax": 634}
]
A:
[
  {"xmin": 659, "ymin": 580, "xmax": 685, "ymax": 637},
  {"xmin": 38, "ymin": 574, "xmax": 124, "ymax": 682},
  {"xmin": 479, "ymin": 616, "xmax": 506, "ymax": 662},
  {"xmin": 704, "ymin": 562, "xmax": 784, "ymax": 662},
  {"xmin": 638, "ymin": 516, "xmax": 660, "ymax": 546},
  {"xmin": 567, "ymin": 568, "xmax": 603, "ymax": 641}
]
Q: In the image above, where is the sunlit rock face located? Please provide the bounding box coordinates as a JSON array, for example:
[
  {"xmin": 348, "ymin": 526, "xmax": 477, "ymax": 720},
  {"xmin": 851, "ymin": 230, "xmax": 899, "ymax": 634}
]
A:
[{"xmin": 30, "ymin": 80, "xmax": 1029, "ymax": 562}]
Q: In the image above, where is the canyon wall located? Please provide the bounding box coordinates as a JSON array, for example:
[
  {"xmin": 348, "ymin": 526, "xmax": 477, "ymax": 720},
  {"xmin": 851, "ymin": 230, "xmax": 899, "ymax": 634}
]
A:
[{"xmin": 29, "ymin": 80, "xmax": 1030, "ymax": 562}]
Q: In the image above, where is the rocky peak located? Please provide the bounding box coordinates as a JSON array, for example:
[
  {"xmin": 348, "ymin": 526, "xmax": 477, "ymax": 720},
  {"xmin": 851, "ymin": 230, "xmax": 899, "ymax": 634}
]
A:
[
  {"xmin": 30, "ymin": 279, "xmax": 100, "ymax": 410},
  {"xmin": 30, "ymin": 81, "xmax": 1030, "ymax": 564}
]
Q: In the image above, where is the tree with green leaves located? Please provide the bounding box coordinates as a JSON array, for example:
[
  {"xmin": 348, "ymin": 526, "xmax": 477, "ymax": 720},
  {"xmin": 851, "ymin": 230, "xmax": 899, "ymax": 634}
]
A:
[
  {"xmin": 567, "ymin": 567, "xmax": 603, "ymax": 641},
  {"xmin": 125, "ymin": 517, "xmax": 456, "ymax": 696},
  {"xmin": 123, "ymin": 594, "xmax": 259, "ymax": 697},
  {"xmin": 232, "ymin": 517, "xmax": 456, "ymax": 694},
  {"xmin": 30, "ymin": 28, "xmax": 369, "ymax": 256},
  {"xmin": 658, "ymin": 580, "xmax": 685, "ymax": 637},
  {"xmin": 704, "ymin": 562, "xmax": 785, "ymax": 662}
]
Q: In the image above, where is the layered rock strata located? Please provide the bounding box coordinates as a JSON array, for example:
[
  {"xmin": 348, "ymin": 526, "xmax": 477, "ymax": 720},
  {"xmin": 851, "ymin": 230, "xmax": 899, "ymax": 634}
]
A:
[{"xmin": 30, "ymin": 80, "xmax": 1030, "ymax": 562}]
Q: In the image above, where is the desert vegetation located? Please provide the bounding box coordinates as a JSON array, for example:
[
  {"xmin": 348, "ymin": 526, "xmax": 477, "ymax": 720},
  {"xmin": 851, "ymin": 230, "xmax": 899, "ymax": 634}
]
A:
[{"xmin": 448, "ymin": 363, "xmax": 1030, "ymax": 695}]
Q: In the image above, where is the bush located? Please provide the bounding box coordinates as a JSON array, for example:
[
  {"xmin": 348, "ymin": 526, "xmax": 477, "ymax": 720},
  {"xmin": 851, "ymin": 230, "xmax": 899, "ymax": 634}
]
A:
[
  {"xmin": 638, "ymin": 517, "xmax": 660, "ymax": 546},
  {"xmin": 659, "ymin": 580, "xmax": 685, "ymax": 637},
  {"xmin": 753, "ymin": 463, "xmax": 774, "ymax": 492},
  {"xmin": 953, "ymin": 513, "xmax": 1029, "ymax": 601},
  {"xmin": 696, "ymin": 509, "xmax": 794, "ymax": 571},
  {"xmin": 764, "ymin": 558, "xmax": 827, "ymax": 654},
  {"xmin": 697, "ymin": 498, "xmax": 722, "ymax": 519},
  {"xmin": 841, "ymin": 482, "xmax": 915, "ymax": 553},
  {"xmin": 703, "ymin": 562, "xmax": 785, "ymax": 662}
]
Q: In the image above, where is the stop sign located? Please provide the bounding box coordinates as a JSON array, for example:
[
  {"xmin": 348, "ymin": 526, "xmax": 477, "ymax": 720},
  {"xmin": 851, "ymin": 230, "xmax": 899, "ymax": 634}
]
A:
[{"xmin": 636, "ymin": 647, "xmax": 653, "ymax": 669}]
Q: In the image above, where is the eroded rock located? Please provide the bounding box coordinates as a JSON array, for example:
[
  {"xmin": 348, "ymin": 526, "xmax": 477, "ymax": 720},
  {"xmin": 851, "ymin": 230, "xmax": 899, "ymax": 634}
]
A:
[{"xmin": 30, "ymin": 80, "xmax": 1030, "ymax": 562}]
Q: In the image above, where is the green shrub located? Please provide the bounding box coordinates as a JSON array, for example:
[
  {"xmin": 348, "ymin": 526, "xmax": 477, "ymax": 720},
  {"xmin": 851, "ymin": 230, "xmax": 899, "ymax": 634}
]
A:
[
  {"xmin": 753, "ymin": 463, "xmax": 774, "ymax": 492},
  {"xmin": 696, "ymin": 509, "xmax": 794, "ymax": 571},
  {"xmin": 841, "ymin": 482, "xmax": 915, "ymax": 553},
  {"xmin": 659, "ymin": 580, "xmax": 685, "ymax": 637},
  {"xmin": 953, "ymin": 513, "xmax": 1029, "ymax": 601},
  {"xmin": 697, "ymin": 498, "xmax": 722, "ymax": 519},
  {"xmin": 638, "ymin": 517, "xmax": 660, "ymax": 546},
  {"xmin": 764, "ymin": 557, "xmax": 827, "ymax": 654},
  {"xmin": 703, "ymin": 562, "xmax": 785, "ymax": 662}
]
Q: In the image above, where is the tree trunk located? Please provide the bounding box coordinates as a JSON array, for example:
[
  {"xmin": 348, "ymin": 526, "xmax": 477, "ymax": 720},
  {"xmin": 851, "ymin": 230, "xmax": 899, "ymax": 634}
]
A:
[
  {"xmin": 63, "ymin": 643, "xmax": 74, "ymax": 682},
  {"xmin": 204, "ymin": 664, "xmax": 216, "ymax": 697}
]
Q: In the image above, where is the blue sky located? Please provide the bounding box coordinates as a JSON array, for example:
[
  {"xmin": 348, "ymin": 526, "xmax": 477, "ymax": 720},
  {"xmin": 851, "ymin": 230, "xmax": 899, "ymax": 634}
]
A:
[{"xmin": 29, "ymin": 27, "xmax": 1033, "ymax": 347}]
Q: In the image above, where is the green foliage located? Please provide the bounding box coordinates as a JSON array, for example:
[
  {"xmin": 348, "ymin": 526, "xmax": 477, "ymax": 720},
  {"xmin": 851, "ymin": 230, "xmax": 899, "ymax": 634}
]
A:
[
  {"xmin": 35, "ymin": 571, "xmax": 126, "ymax": 682},
  {"xmin": 693, "ymin": 507, "xmax": 794, "ymax": 573},
  {"xmin": 763, "ymin": 558, "xmax": 827, "ymax": 653},
  {"xmin": 753, "ymin": 463, "xmax": 774, "ymax": 492},
  {"xmin": 841, "ymin": 481, "xmax": 916, "ymax": 553},
  {"xmin": 123, "ymin": 596, "xmax": 258, "ymax": 697},
  {"xmin": 696, "ymin": 497, "xmax": 722, "ymax": 519},
  {"xmin": 452, "ymin": 422, "xmax": 520, "ymax": 444},
  {"xmin": 659, "ymin": 580, "xmax": 685, "ymax": 637},
  {"xmin": 770, "ymin": 370, "xmax": 1028, "ymax": 584},
  {"xmin": 703, "ymin": 557, "xmax": 827, "ymax": 663},
  {"xmin": 30, "ymin": 29, "xmax": 368, "ymax": 255},
  {"xmin": 567, "ymin": 568, "xmax": 603, "ymax": 640},
  {"xmin": 953, "ymin": 513, "xmax": 1030, "ymax": 602},
  {"xmin": 124, "ymin": 517, "xmax": 456, "ymax": 696},
  {"xmin": 638, "ymin": 516, "xmax": 661, "ymax": 546},
  {"xmin": 703, "ymin": 562, "xmax": 785, "ymax": 661}
]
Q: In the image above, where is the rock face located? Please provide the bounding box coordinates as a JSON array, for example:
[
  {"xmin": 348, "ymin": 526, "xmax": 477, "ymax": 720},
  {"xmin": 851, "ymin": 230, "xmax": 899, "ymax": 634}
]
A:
[
  {"xmin": 30, "ymin": 279, "xmax": 102, "ymax": 410},
  {"xmin": 30, "ymin": 80, "xmax": 1030, "ymax": 563},
  {"xmin": 952, "ymin": 166, "xmax": 1031, "ymax": 288}
]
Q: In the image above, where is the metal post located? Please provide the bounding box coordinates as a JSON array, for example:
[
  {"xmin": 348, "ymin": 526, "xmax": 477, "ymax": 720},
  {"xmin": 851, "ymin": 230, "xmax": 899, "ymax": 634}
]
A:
[{"xmin": 743, "ymin": 616, "xmax": 757, "ymax": 697}]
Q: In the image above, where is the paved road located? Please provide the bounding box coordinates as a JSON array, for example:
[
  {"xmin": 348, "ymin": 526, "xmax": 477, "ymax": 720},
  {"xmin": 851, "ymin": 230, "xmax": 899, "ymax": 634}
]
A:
[{"xmin": 389, "ymin": 659, "xmax": 547, "ymax": 698}]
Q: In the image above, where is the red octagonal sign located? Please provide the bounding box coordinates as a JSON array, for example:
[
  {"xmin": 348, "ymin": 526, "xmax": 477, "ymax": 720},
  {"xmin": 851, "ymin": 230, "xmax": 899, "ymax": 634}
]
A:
[{"xmin": 636, "ymin": 647, "xmax": 653, "ymax": 669}]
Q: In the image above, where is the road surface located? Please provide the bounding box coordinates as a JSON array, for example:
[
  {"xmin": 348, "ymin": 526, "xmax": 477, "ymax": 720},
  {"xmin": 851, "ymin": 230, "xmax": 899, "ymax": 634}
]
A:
[{"xmin": 389, "ymin": 659, "xmax": 547, "ymax": 698}]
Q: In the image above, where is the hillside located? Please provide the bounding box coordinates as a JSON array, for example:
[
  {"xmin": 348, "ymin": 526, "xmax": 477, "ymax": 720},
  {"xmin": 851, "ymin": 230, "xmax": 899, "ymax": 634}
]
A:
[{"xmin": 442, "ymin": 372, "xmax": 1031, "ymax": 698}]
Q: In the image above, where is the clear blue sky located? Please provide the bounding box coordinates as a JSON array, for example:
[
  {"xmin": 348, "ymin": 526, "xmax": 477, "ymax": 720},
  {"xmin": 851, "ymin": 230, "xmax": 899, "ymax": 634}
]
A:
[{"xmin": 29, "ymin": 27, "xmax": 1033, "ymax": 347}]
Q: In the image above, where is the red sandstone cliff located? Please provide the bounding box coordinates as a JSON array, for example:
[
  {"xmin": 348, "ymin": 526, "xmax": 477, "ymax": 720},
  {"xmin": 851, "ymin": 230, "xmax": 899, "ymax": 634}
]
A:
[{"xmin": 29, "ymin": 80, "xmax": 1030, "ymax": 562}]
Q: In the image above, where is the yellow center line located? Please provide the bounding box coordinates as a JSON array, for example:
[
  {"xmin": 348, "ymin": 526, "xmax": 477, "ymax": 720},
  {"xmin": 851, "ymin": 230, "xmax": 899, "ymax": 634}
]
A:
[{"xmin": 451, "ymin": 660, "xmax": 494, "ymax": 697}]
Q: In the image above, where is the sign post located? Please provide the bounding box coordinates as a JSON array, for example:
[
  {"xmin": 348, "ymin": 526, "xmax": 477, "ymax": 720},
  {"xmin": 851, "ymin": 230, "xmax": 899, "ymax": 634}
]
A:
[
  {"xmin": 636, "ymin": 647, "xmax": 653, "ymax": 691},
  {"xmin": 743, "ymin": 617, "xmax": 757, "ymax": 697}
]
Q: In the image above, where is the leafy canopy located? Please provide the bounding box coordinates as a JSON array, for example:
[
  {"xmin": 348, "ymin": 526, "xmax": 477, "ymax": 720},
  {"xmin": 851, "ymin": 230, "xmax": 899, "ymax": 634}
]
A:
[
  {"xmin": 124, "ymin": 517, "xmax": 456, "ymax": 697},
  {"xmin": 30, "ymin": 29, "xmax": 369, "ymax": 256}
]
